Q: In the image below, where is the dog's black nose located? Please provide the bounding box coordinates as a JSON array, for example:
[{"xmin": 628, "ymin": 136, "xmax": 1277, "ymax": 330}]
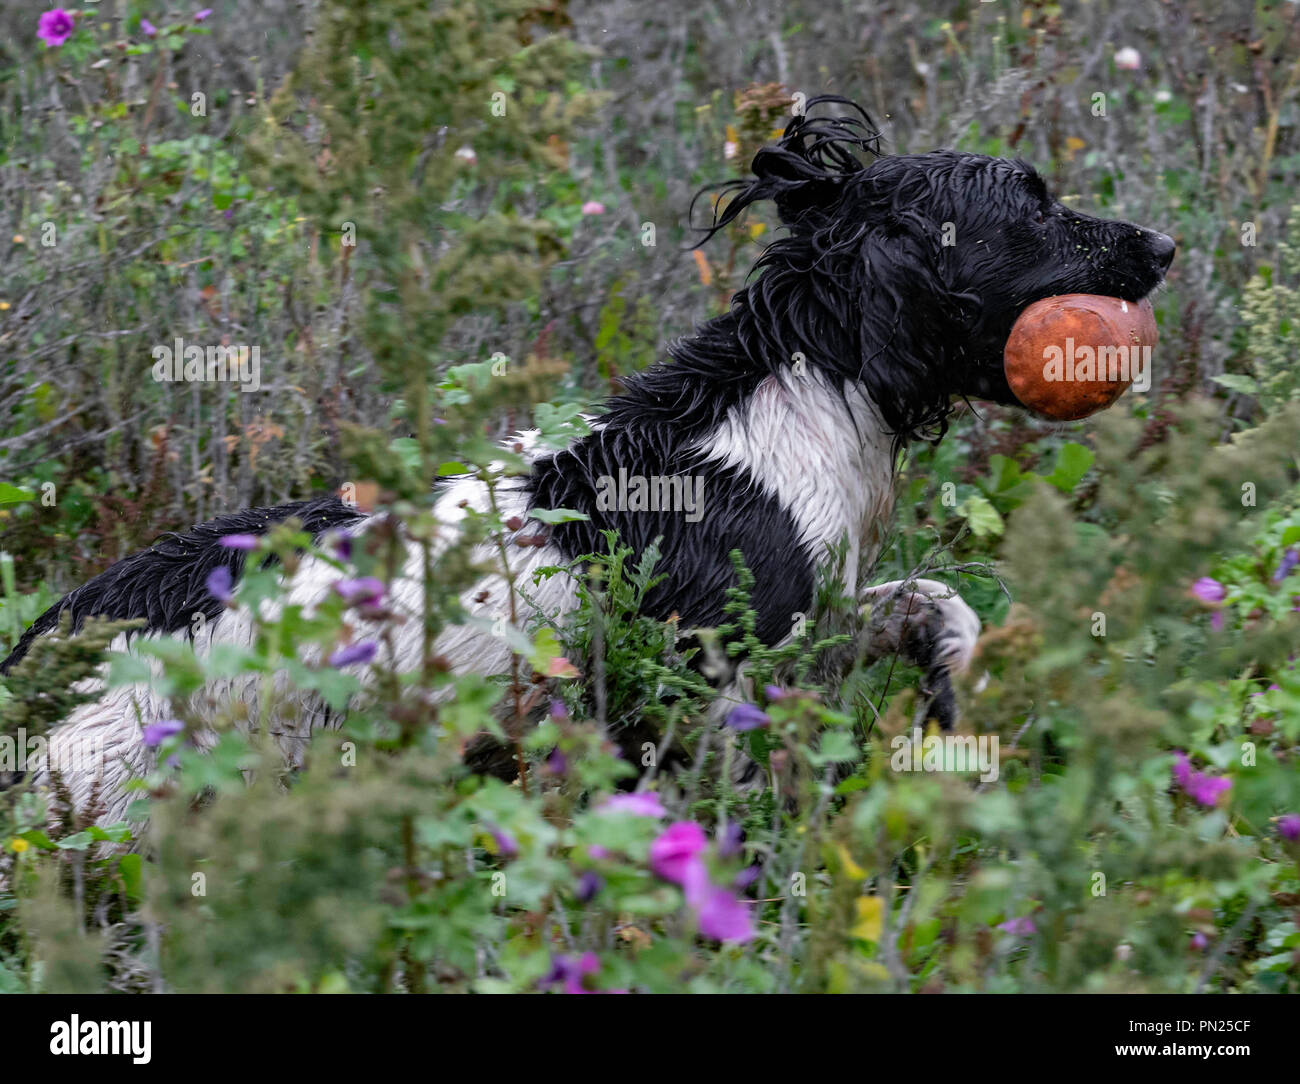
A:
[{"xmin": 1149, "ymin": 231, "xmax": 1176, "ymax": 271}]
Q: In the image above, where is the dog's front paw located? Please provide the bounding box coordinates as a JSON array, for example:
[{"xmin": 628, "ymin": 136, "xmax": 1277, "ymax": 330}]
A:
[
  {"xmin": 912, "ymin": 578, "xmax": 980, "ymax": 676},
  {"xmin": 860, "ymin": 578, "xmax": 981, "ymax": 728}
]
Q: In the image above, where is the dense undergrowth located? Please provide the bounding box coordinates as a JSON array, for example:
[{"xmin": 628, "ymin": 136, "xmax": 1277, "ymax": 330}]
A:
[{"xmin": 1, "ymin": 0, "xmax": 1299, "ymax": 992}]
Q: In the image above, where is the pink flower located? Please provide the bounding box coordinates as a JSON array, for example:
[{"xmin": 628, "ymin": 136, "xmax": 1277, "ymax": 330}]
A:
[
  {"xmin": 649, "ymin": 822, "xmax": 707, "ymax": 884},
  {"xmin": 1276, "ymin": 814, "xmax": 1300, "ymax": 841},
  {"xmin": 38, "ymin": 9, "xmax": 75, "ymax": 47},
  {"xmin": 1114, "ymin": 47, "xmax": 1141, "ymax": 71},
  {"xmin": 599, "ymin": 792, "xmax": 666, "ymax": 818},
  {"xmin": 140, "ymin": 17, "xmax": 158, "ymax": 37},
  {"xmin": 580, "ymin": 201, "xmax": 606, "ymax": 216},
  {"xmin": 997, "ymin": 916, "xmax": 1037, "ymax": 936},
  {"xmin": 1191, "ymin": 577, "xmax": 1226, "ymax": 604},
  {"xmin": 1189, "ymin": 931, "xmax": 1209, "ymax": 951},
  {"xmin": 692, "ymin": 882, "xmax": 755, "ymax": 942},
  {"xmin": 195, "ymin": 8, "xmax": 213, "ymax": 20}
]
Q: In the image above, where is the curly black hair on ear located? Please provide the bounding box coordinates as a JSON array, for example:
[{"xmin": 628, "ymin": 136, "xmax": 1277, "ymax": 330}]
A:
[{"xmin": 690, "ymin": 95, "xmax": 883, "ymax": 244}]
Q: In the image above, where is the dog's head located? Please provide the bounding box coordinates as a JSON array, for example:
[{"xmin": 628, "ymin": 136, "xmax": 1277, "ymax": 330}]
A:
[{"xmin": 696, "ymin": 97, "xmax": 1175, "ymax": 438}]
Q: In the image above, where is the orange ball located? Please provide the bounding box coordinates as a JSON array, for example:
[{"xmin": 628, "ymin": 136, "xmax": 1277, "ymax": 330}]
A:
[{"xmin": 1002, "ymin": 294, "xmax": 1158, "ymax": 420}]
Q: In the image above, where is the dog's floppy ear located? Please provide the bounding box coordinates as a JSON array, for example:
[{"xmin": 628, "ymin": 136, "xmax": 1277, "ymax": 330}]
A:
[{"xmin": 692, "ymin": 96, "xmax": 882, "ymax": 242}]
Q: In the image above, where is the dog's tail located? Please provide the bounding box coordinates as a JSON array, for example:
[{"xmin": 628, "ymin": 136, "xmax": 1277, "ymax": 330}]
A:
[{"xmin": 691, "ymin": 95, "xmax": 882, "ymax": 243}]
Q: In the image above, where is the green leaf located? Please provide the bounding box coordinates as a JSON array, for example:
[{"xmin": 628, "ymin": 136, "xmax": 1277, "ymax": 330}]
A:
[
  {"xmin": 117, "ymin": 853, "xmax": 143, "ymax": 900},
  {"xmin": 528, "ymin": 507, "xmax": 589, "ymax": 525},
  {"xmin": 1043, "ymin": 442, "xmax": 1095, "ymax": 493},
  {"xmin": 88, "ymin": 824, "xmax": 133, "ymax": 844},
  {"xmin": 956, "ymin": 494, "xmax": 1005, "ymax": 539},
  {"xmin": 0, "ymin": 483, "xmax": 35, "ymax": 505},
  {"xmin": 1211, "ymin": 373, "xmax": 1260, "ymax": 396}
]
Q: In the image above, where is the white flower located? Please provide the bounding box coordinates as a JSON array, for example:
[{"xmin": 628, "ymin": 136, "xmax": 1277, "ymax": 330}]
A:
[{"xmin": 1114, "ymin": 47, "xmax": 1141, "ymax": 71}]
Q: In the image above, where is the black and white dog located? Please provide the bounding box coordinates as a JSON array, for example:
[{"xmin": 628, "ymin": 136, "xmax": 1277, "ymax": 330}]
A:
[{"xmin": 2, "ymin": 98, "xmax": 1174, "ymax": 822}]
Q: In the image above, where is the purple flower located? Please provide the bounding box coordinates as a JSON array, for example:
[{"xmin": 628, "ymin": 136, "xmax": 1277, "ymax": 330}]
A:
[
  {"xmin": 1187, "ymin": 774, "xmax": 1232, "ymax": 807},
  {"xmin": 724, "ymin": 702, "xmax": 770, "ymax": 731},
  {"xmin": 599, "ymin": 792, "xmax": 666, "ymax": 818},
  {"xmin": 649, "ymin": 822, "xmax": 708, "ymax": 884},
  {"xmin": 329, "ymin": 641, "xmax": 377, "ymax": 668},
  {"xmin": 142, "ymin": 718, "xmax": 184, "ymax": 748},
  {"xmin": 1190, "ymin": 931, "xmax": 1209, "ymax": 951},
  {"xmin": 733, "ymin": 864, "xmax": 761, "ymax": 890},
  {"xmin": 488, "ymin": 826, "xmax": 518, "ymax": 858},
  {"xmin": 333, "ymin": 531, "xmax": 353, "ymax": 561},
  {"xmin": 38, "ymin": 9, "xmax": 75, "ymax": 47},
  {"xmin": 539, "ymin": 952, "xmax": 625, "ymax": 994},
  {"xmin": 1273, "ymin": 548, "xmax": 1299, "ymax": 583},
  {"xmin": 541, "ymin": 952, "xmax": 598, "ymax": 994},
  {"xmin": 140, "ymin": 17, "xmax": 157, "ymax": 37},
  {"xmin": 545, "ymin": 748, "xmax": 568, "ymax": 775},
  {"xmin": 693, "ymin": 882, "xmax": 756, "ymax": 942},
  {"xmin": 206, "ymin": 565, "xmax": 233, "ymax": 603},
  {"xmin": 549, "ymin": 698, "xmax": 569, "ymax": 721},
  {"xmin": 1277, "ymin": 814, "xmax": 1300, "ymax": 841},
  {"xmin": 1210, "ymin": 610, "xmax": 1225, "ymax": 632},
  {"xmin": 1172, "ymin": 752, "xmax": 1232, "ymax": 808},
  {"xmin": 1191, "ymin": 577, "xmax": 1226, "ymax": 604},
  {"xmin": 195, "ymin": 7, "xmax": 213, "ymax": 20},
  {"xmin": 576, "ymin": 870, "xmax": 603, "ymax": 903},
  {"xmin": 717, "ymin": 820, "xmax": 743, "ymax": 858},
  {"xmin": 997, "ymin": 916, "xmax": 1037, "ymax": 936},
  {"xmin": 219, "ymin": 533, "xmax": 259, "ymax": 551},
  {"xmin": 764, "ymin": 684, "xmax": 788, "ymax": 702},
  {"xmin": 333, "ymin": 576, "xmax": 385, "ymax": 606},
  {"xmin": 588, "ymin": 845, "xmax": 611, "ymax": 860}
]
